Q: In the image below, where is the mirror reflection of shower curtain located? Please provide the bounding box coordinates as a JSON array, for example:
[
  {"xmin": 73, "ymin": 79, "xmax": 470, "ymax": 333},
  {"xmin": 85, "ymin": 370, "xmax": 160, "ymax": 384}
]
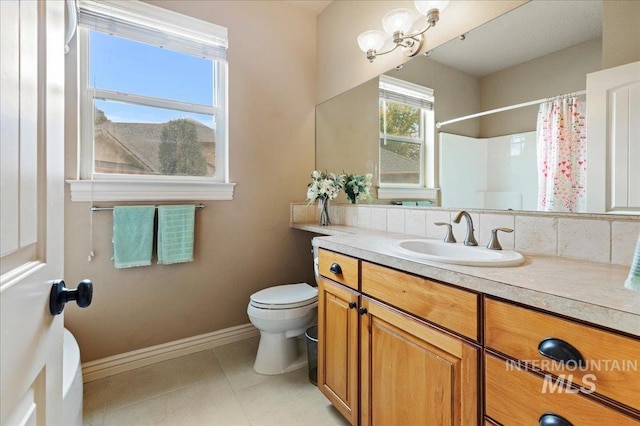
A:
[{"xmin": 536, "ymin": 97, "xmax": 587, "ymax": 212}]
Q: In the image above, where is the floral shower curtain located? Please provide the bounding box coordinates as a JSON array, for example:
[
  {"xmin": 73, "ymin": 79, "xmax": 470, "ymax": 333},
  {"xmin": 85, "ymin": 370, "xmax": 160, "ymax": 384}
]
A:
[{"xmin": 536, "ymin": 97, "xmax": 587, "ymax": 212}]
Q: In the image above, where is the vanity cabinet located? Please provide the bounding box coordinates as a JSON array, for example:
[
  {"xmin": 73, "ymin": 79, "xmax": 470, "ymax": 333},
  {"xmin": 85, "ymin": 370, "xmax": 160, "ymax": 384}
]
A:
[
  {"xmin": 484, "ymin": 298, "xmax": 640, "ymax": 425},
  {"xmin": 361, "ymin": 261, "xmax": 479, "ymax": 341},
  {"xmin": 318, "ymin": 277, "xmax": 360, "ymax": 425},
  {"xmin": 485, "ymin": 354, "xmax": 638, "ymax": 425},
  {"xmin": 317, "ymin": 248, "xmax": 479, "ymax": 425},
  {"xmin": 317, "ymin": 250, "xmax": 360, "ymax": 424},
  {"xmin": 314, "ymin": 242, "xmax": 640, "ymax": 426},
  {"xmin": 360, "ymin": 296, "xmax": 478, "ymax": 425}
]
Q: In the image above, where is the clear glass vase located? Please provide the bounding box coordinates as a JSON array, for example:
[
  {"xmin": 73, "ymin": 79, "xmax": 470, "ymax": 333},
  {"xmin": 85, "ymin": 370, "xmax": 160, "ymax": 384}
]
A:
[{"xmin": 318, "ymin": 197, "xmax": 331, "ymax": 226}]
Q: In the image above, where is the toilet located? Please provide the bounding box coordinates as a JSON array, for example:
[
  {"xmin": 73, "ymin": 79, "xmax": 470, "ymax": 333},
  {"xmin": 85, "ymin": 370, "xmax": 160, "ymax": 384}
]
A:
[{"xmin": 248, "ymin": 282, "xmax": 318, "ymax": 375}]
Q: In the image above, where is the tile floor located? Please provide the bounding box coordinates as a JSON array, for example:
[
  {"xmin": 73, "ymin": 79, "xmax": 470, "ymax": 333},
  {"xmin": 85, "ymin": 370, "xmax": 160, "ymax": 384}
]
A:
[{"xmin": 83, "ymin": 337, "xmax": 350, "ymax": 426}]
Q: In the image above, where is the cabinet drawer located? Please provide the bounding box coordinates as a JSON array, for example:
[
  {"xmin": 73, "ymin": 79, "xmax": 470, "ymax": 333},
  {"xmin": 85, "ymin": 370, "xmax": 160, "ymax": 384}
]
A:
[
  {"xmin": 361, "ymin": 261, "xmax": 478, "ymax": 340},
  {"xmin": 485, "ymin": 354, "xmax": 638, "ymax": 425},
  {"xmin": 485, "ymin": 298, "xmax": 640, "ymax": 410},
  {"xmin": 318, "ymin": 249, "xmax": 359, "ymax": 290}
]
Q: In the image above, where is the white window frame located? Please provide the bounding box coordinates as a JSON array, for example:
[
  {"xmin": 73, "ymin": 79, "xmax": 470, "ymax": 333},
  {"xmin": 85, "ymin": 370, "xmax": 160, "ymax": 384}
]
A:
[
  {"xmin": 67, "ymin": 0, "xmax": 234, "ymax": 202},
  {"xmin": 377, "ymin": 75, "xmax": 437, "ymax": 200}
]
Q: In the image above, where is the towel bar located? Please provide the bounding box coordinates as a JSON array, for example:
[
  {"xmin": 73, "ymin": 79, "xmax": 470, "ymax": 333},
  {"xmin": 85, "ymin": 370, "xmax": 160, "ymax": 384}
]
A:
[{"xmin": 90, "ymin": 204, "xmax": 205, "ymax": 212}]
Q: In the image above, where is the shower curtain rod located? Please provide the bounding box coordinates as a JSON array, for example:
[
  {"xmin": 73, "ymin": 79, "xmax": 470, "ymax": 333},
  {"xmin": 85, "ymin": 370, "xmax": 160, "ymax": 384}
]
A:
[
  {"xmin": 90, "ymin": 204, "xmax": 205, "ymax": 212},
  {"xmin": 435, "ymin": 90, "xmax": 586, "ymax": 129}
]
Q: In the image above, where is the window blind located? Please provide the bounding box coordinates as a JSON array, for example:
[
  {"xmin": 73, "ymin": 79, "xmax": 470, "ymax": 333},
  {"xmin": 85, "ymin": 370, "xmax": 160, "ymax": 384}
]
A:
[
  {"xmin": 379, "ymin": 74, "xmax": 434, "ymax": 110},
  {"xmin": 379, "ymin": 89, "xmax": 434, "ymax": 110},
  {"xmin": 78, "ymin": 0, "xmax": 227, "ymax": 61}
]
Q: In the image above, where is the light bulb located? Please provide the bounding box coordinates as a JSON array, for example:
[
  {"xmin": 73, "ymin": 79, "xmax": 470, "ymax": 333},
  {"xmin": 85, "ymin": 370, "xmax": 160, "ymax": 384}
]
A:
[
  {"xmin": 414, "ymin": 0, "xmax": 449, "ymax": 15},
  {"xmin": 382, "ymin": 8, "xmax": 415, "ymax": 36},
  {"xmin": 357, "ymin": 30, "xmax": 386, "ymax": 53}
]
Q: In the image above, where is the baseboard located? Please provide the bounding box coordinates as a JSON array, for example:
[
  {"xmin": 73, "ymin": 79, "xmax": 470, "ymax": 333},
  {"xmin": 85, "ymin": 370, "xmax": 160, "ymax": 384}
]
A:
[{"xmin": 81, "ymin": 323, "xmax": 259, "ymax": 383}]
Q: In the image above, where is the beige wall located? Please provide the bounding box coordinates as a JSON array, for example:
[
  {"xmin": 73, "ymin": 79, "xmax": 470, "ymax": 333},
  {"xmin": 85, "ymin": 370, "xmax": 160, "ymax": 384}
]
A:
[
  {"xmin": 64, "ymin": 1, "xmax": 317, "ymax": 362},
  {"xmin": 603, "ymin": 0, "xmax": 640, "ymax": 69},
  {"xmin": 396, "ymin": 56, "xmax": 481, "ymax": 138},
  {"xmin": 317, "ymin": 0, "xmax": 527, "ymax": 104},
  {"xmin": 316, "ymin": 78, "xmax": 379, "ymax": 177},
  {"xmin": 478, "ymin": 37, "xmax": 602, "ymax": 137}
]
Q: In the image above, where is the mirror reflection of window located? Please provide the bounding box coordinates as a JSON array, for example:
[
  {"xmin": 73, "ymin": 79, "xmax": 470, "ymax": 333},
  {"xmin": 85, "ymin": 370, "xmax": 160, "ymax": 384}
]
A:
[{"xmin": 378, "ymin": 76, "xmax": 434, "ymax": 188}]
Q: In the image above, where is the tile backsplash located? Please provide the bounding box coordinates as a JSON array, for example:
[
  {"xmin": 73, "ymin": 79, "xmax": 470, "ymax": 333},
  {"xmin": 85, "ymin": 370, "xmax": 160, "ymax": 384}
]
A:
[{"xmin": 291, "ymin": 203, "xmax": 640, "ymax": 267}]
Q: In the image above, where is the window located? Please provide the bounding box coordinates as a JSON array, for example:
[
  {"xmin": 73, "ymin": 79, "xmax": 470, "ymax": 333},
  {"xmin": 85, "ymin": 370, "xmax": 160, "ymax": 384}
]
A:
[
  {"xmin": 378, "ymin": 75, "xmax": 436, "ymax": 199},
  {"xmin": 69, "ymin": 0, "xmax": 233, "ymax": 201}
]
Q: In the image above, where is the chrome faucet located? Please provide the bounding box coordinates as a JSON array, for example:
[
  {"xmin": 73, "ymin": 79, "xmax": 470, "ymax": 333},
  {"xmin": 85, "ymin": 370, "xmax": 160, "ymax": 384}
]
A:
[
  {"xmin": 434, "ymin": 222, "xmax": 456, "ymax": 243},
  {"xmin": 487, "ymin": 228, "xmax": 513, "ymax": 250},
  {"xmin": 452, "ymin": 211, "xmax": 478, "ymax": 246}
]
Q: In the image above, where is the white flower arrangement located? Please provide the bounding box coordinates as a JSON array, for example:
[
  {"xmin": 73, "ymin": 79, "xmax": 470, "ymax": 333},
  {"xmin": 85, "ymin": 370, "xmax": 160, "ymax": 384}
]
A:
[
  {"xmin": 343, "ymin": 173, "xmax": 373, "ymax": 204},
  {"xmin": 306, "ymin": 170, "xmax": 344, "ymax": 203}
]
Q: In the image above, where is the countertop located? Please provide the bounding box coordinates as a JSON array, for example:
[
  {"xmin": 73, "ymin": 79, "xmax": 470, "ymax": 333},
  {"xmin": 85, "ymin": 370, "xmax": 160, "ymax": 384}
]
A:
[{"xmin": 293, "ymin": 223, "xmax": 640, "ymax": 337}]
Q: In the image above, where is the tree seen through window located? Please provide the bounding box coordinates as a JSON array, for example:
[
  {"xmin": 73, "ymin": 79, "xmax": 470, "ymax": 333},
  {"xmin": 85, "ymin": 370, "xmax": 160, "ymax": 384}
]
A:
[
  {"xmin": 159, "ymin": 119, "xmax": 207, "ymax": 176},
  {"xmin": 380, "ymin": 100, "xmax": 421, "ymax": 162}
]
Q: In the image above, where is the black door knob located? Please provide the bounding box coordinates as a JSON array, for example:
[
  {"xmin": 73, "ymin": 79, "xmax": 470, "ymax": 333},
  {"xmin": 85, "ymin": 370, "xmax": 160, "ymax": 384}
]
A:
[
  {"xmin": 348, "ymin": 302, "xmax": 357, "ymax": 309},
  {"xmin": 49, "ymin": 279, "xmax": 93, "ymax": 315},
  {"xmin": 358, "ymin": 307, "xmax": 368, "ymax": 315}
]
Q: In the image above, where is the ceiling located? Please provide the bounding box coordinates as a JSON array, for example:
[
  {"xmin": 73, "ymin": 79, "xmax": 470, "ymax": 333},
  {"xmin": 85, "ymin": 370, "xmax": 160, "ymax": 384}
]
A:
[
  {"xmin": 428, "ymin": 0, "xmax": 603, "ymax": 77},
  {"xmin": 281, "ymin": 0, "xmax": 333, "ymax": 16},
  {"xmin": 279, "ymin": 0, "xmax": 602, "ymax": 76}
]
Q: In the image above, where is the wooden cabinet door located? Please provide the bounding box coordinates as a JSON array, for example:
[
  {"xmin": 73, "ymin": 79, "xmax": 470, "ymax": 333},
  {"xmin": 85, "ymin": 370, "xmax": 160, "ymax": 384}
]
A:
[
  {"xmin": 360, "ymin": 297, "xmax": 478, "ymax": 426},
  {"xmin": 318, "ymin": 277, "xmax": 360, "ymax": 425}
]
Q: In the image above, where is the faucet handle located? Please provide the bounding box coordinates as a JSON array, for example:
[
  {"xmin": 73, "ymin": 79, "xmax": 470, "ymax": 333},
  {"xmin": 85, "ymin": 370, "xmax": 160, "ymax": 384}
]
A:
[
  {"xmin": 434, "ymin": 222, "xmax": 456, "ymax": 243},
  {"xmin": 487, "ymin": 228, "xmax": 513, "ymax": 250}
]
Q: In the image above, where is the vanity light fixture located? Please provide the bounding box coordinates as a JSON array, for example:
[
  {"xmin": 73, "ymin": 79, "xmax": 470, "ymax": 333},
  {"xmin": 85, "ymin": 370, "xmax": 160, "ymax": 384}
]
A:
[{"xmin": 357, "ymin": 0, "xmax": 449, "ymax": 63}]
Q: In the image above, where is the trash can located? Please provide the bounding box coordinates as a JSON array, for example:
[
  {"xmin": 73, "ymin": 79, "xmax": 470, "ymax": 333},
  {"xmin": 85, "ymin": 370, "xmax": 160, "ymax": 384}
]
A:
[{"xmin": 305, "ymin": 325, "xmax": 318, "ymax": 385}]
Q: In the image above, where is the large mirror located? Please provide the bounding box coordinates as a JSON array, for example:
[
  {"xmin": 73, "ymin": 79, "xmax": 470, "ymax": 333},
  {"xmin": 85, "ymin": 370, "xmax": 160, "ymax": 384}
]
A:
[{"xmin": 316, "ymin": 0, "xmax": 613, "ymax": 213}]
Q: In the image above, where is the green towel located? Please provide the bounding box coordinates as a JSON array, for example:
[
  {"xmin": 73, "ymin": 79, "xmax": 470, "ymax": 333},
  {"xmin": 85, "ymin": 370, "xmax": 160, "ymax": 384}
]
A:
[
  {"xmin": 112, "ymin": 206, "xmax": 156, "ymax": 269},
  {"xmin": 401, "ymin": 201, "xmax": 417, "ymax": 206},
  {"xmin": 624, "ymin": 234, "xmax": 640, "ymax": 291},
  {"xmin": 416, "ymin": 201, "xmax": 433, "ymax": 207},
  {"xmin": 157, "ymin": 205, "xmax": 195, "ymax": 265}
]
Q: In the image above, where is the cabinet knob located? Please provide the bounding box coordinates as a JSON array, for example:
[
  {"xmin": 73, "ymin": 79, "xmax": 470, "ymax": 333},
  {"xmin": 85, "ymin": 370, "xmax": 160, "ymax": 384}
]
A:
[
  {"xmin": 538, "ymin": 338, "xmax": 585, "ymax": 367},
  {"xmin": 539, "ymin": 413, "xmax": 573, "ymax": 426},
  {"xmin": 348, "ymin": 302, "xmax": 357, "ymax": 309},
  {"xmin": 329, "ymin": 263, "xmax": 343, "ymax": 274},
  {"xmin": 358, "ymin": 307, "xmax": 368, "ymax": 315}
]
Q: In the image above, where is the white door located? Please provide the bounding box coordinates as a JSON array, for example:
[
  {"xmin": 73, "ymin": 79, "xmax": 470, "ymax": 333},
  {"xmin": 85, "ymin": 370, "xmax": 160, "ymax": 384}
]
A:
[
  {"xmin": 1, "ymin": 1, "xmax": 66, "ymax": 425},
  {"xmin": 586, "ymin": 60, "xmax": 640, "ymax": 213}
]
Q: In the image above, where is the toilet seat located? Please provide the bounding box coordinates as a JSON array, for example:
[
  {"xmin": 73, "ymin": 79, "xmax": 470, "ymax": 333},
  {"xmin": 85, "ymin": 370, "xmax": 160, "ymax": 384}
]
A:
[{"xmin": 250, "ymin": 283, "xmax": 318, "ymax": 310}]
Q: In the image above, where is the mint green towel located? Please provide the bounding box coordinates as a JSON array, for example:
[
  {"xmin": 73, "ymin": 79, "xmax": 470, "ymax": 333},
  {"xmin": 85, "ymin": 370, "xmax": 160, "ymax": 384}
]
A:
[
  {"xmin": 416, "ymin": 201, "xmax": 433, "ymax": 207},
  {"xmin": 157, "ymin": 205, "xmax": 195, "ymax": 265},
  {"xmin": 112, "ymin": 206, "xmax": 156, "ymax": 269},
  {"xmin": 624, "ymin": 234, "xmax": 640, "ymax": 291},
  {"xmin": 401, "ymin": 201, "xmax": 417, "ymax": 206}
]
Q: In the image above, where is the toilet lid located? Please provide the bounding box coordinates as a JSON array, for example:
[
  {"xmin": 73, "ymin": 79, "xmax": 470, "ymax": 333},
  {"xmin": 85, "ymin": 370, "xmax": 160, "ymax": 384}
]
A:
[{"xmin": 250, "ymin": 283, "xmax": 318, "ymax": 309}]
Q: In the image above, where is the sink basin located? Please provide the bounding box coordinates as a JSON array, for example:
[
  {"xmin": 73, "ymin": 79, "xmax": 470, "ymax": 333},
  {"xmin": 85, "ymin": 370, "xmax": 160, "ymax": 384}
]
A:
[{"xmin": 391, "ymin": 239, "xmax": 524, "ymax": 267}]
